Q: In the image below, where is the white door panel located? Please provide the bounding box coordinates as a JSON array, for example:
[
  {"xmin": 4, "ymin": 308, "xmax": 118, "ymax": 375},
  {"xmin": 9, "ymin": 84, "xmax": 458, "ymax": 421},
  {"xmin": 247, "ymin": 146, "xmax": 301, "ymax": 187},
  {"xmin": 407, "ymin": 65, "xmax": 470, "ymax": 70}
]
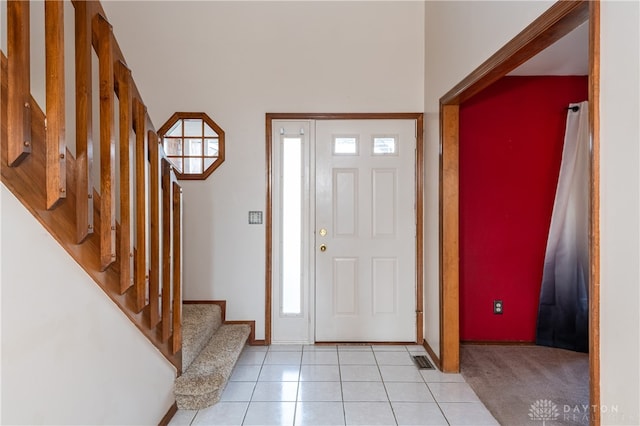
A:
[{"xmin": 315, "ymin": 120, "xmax": 416, "ymax": 342}]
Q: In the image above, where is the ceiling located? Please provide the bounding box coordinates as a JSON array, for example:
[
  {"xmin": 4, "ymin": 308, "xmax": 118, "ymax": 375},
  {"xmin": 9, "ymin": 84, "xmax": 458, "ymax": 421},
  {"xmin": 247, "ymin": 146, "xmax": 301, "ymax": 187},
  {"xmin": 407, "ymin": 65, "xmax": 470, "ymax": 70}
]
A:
[{"xmin": 508, "ymin": 21, "xmax": 589, "ymax": 76}]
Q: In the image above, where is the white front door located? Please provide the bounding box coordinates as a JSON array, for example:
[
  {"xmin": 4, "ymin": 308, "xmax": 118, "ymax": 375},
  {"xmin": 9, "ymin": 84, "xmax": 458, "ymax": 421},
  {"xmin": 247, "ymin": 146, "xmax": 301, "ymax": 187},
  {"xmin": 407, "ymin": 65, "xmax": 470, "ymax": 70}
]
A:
[{"xmin": 314, "ymin": 120, "xmax": 416, "ymax": 341}]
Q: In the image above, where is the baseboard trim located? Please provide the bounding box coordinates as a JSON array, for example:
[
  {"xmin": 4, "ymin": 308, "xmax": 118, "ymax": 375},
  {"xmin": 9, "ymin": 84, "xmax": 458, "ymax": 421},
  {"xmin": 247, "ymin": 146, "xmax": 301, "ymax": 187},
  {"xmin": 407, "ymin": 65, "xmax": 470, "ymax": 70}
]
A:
[
  {"xmin": 422, "ymin": 339, "xmax": 442, "ymax": 371},
  {"xmin": 461, "ymin": 340, "xmax": 535, "ymax": 346},
  {"xmin": 158, "ymin": 402, "xmax": 177, "ymax": 426}
]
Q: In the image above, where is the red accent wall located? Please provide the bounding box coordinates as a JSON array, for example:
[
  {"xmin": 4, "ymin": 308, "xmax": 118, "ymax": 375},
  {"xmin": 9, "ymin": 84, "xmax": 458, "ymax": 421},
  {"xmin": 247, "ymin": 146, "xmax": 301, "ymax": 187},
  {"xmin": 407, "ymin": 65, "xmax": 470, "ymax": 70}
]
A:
[{"xmin": 459, "ymin": 76, "xmax": 588, "ymax": 342}]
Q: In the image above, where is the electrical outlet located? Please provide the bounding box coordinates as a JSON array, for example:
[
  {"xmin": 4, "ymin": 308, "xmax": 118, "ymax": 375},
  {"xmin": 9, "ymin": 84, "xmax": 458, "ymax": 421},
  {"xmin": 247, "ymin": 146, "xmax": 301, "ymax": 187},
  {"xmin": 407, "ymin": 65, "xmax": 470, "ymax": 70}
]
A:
[{"xmin": 493, "ymin": 300, "xmax": 503, "ymax": 315}]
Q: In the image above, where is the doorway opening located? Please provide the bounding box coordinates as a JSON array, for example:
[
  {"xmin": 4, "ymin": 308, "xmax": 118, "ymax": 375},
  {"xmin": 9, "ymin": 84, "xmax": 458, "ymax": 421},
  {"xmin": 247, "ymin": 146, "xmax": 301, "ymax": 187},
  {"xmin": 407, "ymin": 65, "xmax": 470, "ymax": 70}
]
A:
[
  {"xmin": 438, "ymin": 0, "xmax": 599, "ymax": 422},
  {"xmin": 266, "ymin": 113, "xmax": 424, "ymax": 345}
]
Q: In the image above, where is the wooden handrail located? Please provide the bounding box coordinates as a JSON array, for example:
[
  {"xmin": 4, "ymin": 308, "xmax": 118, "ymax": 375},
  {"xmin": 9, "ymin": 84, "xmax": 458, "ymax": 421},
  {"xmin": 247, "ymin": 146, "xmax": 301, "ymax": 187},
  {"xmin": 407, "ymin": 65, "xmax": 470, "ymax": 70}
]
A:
[{"xmin": 1, "ymin": 0, "xmax": 183, "ymax": 370}]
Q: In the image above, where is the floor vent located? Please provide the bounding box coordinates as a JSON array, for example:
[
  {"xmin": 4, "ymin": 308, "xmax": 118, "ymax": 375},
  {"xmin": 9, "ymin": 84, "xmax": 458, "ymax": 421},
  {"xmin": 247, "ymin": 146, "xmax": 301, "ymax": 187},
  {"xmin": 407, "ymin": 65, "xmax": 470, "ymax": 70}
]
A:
[{"xmin": 412, "ymin": 355, "xmax": 435, "ymax": 370}]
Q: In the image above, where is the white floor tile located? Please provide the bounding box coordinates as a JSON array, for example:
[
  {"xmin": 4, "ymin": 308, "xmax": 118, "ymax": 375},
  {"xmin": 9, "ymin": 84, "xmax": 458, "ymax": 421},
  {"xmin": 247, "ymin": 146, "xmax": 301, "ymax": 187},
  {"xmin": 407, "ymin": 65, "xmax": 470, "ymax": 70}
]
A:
[
  {"xmin": 174, "ymin": 344, "xmax": 498, "ymax": 426},
  {"xmin": 427, "ymin": 382, "xmax": 480, "ymax": 403},
  {"xmin": 220, "ymin": 381, "xmax": 256, "ymax": 402},
  {"xmin": 391, "ymin": 402, "xmax": 448, "ymax": 425},
  {"xmin": 295, "ymin": 402, "xmax": 345, "ymax": 426},
  {"xmin": 303, "ymin": 345, "xmax": 338, "ymax": 352},
  {"xmin": 237, "ymin": 350, "xmax": 267, "ymax": 365},
  {"xmin": 244, "ymin": 345, "xmax": 269, "ymax": 352},
  {"xmin": 191, "ymin": 402, "xmax": 248, "ymax": 425},
  {"xmin": 384, "ymin": 382, "xmax": 434, "ymax": 402},
  {"xmin": 299, "ymin": 365, "xmax": 341, "ymax": 382},
  {"xmin": 252, "ymin": 381, "xmax": 299, "ymax": 401},
  {"xmin": 168, "ymin": 409, "xmax": 197, "ymax": 426},
  {"xmin": 264, "ymin": 351, "xmax": 303, "ymax": 365},
  {"xmin": 420, "ymin": 369, "xmax": 465, "ymax": 383},
  {"xmin": 438, "ymin": 402, "xmax": 499, "ymax": 425},
  {"xmin": 379, "ymin": 365, "xmax": 424, "ymax": 382},
  {"xmin": 243, "ymin": 401, "xmax": 296, "ymax": 425},
  {"xmin": 342, "ymin": 381, "xmax": 388, "ymax": 402},
  {"xmin": 340, "ymin": 365, "xmax": 382, "ymax": 382},
  {"xmin": 298, "ymin": 381, "xmax": 343, "ymax": 401},
  {"xmin": 259, "ymin": 364, "xmax": 301, "ymax": 382},
  {"xmin": 343, "ymin": 402, "xmax": 396, "ymax": 425},
  {"xmin": 372, "ymin": 345, "xmax": 407, "ymax": 352},
  {"xmin": 337, "ymin": 345, "xmax": 373, "ymax": 352},
  {"xmin": 338, "ymin": 351, "xmax": 377, "ymax": 365},
  {"xmin": 374, "ymin": 351, "xmax": 416, "ymax": 366},
  {"xmin": 302, "ymin": 351, "xmax": 339, "ymax": 365},
  {"xmin": 269, "ymin": 344, "xmax": 303, "ymax": 352},
  {"xmin": 229, "ymin": 365, "xmax": 261, "ymax": 382}
]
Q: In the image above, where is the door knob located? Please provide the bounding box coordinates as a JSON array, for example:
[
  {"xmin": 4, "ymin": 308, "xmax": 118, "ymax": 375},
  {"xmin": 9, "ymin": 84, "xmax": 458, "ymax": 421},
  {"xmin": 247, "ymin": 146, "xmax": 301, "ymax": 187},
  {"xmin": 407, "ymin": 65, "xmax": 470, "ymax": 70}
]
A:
[{"xmin": 319, "ymin": 244, "xmax": 327, "ymax": 252}]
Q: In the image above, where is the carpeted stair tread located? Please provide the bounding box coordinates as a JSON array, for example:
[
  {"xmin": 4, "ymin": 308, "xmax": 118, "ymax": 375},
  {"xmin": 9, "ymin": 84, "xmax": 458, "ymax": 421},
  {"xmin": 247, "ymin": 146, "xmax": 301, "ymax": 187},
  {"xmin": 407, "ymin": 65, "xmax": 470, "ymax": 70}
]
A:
[
  {"xmin": 181, "ymin": 304, "xmax": 223, "ymax": 371},
  {"xmin": 175, "ymin": 323, "xmax": 251, "ymax": 410}
]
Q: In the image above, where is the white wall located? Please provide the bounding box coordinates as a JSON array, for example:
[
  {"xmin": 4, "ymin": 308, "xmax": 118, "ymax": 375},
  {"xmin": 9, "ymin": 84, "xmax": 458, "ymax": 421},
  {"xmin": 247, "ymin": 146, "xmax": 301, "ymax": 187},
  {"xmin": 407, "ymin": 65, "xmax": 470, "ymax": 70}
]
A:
[
  {"xmin": 102, "ymin": 1, "xmax": 425, "ymax": 340},
  {"xmin": 1, "ymin": 186, "xmax": 176, "ymax": 425},
  {"xmin": 423, "ymin": 0, "xmax": 554, "ymax": 359},
  {"xmin": 425, "ymin": 0, "xmax": 640, "ymax": 424},
  {"xmin": 599, "ymin": 1, "xmax": 640, "ymax": 423}
]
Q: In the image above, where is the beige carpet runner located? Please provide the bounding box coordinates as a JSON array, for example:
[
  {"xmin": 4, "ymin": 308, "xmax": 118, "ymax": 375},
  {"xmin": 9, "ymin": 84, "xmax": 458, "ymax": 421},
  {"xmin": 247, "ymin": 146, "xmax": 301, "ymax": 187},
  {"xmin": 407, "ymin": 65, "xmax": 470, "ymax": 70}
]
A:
[{"xmin": 175, "ymin": 304, "xmax": 251, "ymax": 410}]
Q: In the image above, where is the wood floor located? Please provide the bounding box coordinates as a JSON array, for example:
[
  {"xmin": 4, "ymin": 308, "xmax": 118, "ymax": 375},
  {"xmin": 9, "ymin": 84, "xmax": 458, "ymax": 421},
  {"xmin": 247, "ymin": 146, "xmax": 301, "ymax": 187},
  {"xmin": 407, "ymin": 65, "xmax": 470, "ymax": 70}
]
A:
[{"xmin": 460, "ymin": 344, "xmax": 589, "ymax": 426}]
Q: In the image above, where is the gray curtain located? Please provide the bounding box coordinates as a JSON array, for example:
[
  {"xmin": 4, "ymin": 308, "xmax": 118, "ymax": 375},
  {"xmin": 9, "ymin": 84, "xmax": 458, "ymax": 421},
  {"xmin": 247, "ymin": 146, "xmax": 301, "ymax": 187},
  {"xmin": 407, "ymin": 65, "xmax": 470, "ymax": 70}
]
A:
[{"xmin": 536, "ymin": 101, "xmax": 589, "ymax": 353}]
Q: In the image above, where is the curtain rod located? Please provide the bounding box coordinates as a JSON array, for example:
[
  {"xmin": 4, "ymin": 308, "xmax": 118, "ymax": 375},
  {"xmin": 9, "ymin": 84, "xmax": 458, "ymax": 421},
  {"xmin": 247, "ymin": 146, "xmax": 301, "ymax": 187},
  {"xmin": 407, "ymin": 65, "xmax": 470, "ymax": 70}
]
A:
[{"xmin": 567, "ymin": 105, "xmax": 580, "ymax": 112}]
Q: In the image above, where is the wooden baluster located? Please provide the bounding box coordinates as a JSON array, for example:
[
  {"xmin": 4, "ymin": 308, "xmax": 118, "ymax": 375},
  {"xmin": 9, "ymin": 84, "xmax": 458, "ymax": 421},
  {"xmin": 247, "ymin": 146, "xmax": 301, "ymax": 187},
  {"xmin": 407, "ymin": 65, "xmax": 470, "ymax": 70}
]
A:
[
  {"xmin": 149, "ymin": 131, "xmax": 160, "ymax": 328},
  {"xmin": 116, "ymin": 61, "xmax": 133, "ymax": 294},
  {"xmin": 161, "ymin": 159, "xmax": 172, "ymax": 342},
  {"xmin": 75, "ymin": 0, "xmax": 94, "ymax": 242},
  {"xmin": 45, "ymin": 0, "xmax": 67, "ymax": 209},
  {"xmin": 172, "ymin": 181, "xmax": 182, "ymax": 354},
  {"xmin": 93, "ymin": 14, "xmax": 116, "ymax": 270},
  {"xmin": 7, "ymin": 0, "xmax": 31, "ymax": 166},
  {"xmin": 133, "ymin": 99, "xmax": 147, "ymax": 312}
]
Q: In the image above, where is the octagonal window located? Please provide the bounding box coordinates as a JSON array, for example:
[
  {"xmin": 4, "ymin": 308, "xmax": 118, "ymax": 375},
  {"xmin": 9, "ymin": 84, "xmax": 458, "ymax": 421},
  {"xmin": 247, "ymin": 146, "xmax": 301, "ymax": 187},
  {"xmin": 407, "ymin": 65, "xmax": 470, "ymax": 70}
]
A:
[{"xmin": 158, "ymin": 112, "xmax": 225, "ymax": 180}]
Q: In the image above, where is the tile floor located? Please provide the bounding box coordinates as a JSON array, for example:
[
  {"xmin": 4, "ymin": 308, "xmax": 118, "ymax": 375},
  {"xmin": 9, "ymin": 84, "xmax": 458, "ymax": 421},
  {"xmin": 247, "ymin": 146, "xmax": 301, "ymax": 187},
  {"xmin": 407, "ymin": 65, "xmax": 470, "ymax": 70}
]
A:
[{"xmin": 169, "ymin": 344, "xmax": 498, "ymax": 426}]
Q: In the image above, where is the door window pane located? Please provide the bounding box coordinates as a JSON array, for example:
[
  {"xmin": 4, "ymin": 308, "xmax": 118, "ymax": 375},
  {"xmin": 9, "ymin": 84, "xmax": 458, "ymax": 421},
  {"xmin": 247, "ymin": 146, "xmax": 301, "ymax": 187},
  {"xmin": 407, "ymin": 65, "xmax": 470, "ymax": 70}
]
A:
[
  {"xmin": 373, "ymin": 136, "xmax": 397, "ymax": 155},
  {"xmin": 334, "ymin": 136, "xmax": 358, "ymax": 155}
]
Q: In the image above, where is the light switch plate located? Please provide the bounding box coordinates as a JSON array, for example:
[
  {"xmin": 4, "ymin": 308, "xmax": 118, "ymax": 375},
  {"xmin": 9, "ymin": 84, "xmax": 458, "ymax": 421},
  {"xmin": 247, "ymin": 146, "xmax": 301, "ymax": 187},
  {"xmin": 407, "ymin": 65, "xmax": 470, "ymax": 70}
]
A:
[{"xmin": 248, "ymin": 211, "xmax": 263, "ymax": 225}]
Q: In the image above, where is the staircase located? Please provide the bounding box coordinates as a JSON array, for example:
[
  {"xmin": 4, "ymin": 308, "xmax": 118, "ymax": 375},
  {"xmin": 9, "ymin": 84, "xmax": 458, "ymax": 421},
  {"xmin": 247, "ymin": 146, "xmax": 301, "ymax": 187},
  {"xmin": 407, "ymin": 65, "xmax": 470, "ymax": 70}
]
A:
[
  {"xmin": 176, "ymin": 303, "xmax": 251, "ymax": 409},
  {"xmin": 2, "ymin": 1, "xmax": 258, "ymax": 417},
  {"xmin": 1, "ymin": 0, "xmax": 183, "ymax": 370}
]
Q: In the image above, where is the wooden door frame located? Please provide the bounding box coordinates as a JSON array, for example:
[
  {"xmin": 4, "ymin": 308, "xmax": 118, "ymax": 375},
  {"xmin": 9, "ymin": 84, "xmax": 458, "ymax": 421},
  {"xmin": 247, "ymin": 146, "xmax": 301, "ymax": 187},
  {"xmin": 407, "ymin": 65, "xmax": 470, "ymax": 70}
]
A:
[
  {"xmin": 265, "ymin": 112, "xmax": 424, "ymax": 345},
  {"xmin": 438, "ymin": 0, "xmax": 600, "ymax": 423}
]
